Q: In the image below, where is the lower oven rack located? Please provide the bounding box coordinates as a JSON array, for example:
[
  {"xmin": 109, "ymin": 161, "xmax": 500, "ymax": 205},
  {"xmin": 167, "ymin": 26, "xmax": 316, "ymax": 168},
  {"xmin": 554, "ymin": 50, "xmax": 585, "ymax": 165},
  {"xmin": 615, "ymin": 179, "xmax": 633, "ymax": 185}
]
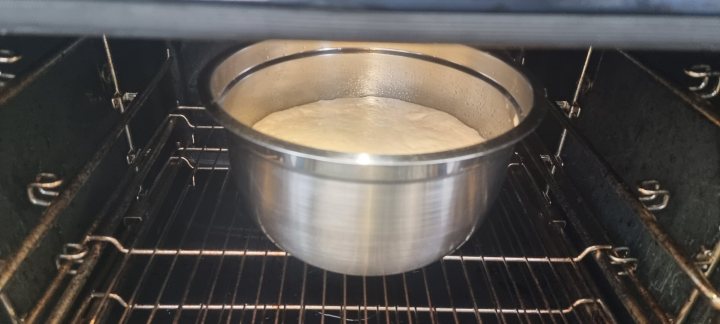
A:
[{"xmin": 64, "ymin": 115, "xmax": 621, "ymax": 324}]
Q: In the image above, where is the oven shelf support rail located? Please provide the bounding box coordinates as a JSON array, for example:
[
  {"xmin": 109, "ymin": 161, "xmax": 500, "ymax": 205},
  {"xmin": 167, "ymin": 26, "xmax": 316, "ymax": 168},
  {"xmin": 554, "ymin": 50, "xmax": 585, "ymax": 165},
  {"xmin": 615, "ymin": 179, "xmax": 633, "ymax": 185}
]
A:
[
  {"xmin": 62, "ymin": 233, "xmax": 638, "ymax": 267},
  {"xmin": 0, "ymin": 48, "xmax": 169, "ymax": 297},
  {"xmin": 84, "ymin": 291, "xmax": 607, "ymax": 317},
  {"xmin": 11, "ymin": 55, "xmax": 176, "ymax": 324},
  {"xmin": 542, "ymin": 92, "xmax": 720, "ymax": 312}
]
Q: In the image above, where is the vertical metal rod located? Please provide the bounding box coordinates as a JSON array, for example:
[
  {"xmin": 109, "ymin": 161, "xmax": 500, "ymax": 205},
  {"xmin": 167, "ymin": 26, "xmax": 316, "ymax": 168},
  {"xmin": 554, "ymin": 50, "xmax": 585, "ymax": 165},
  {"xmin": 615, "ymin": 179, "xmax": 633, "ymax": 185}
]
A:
[
  {"xmin": 420, "ymin": 268, "xmax": 438, "ymax": 324},
  {"xmin": 400, "ymin": 273, "xmax": 416, "ymax": 324},
  {"xmin": 249, "ymin": 248, "xmax": 270, "ymax": 324},
  {"xmin": 102, "ymin": 35, "xmax": 121, "ymax": 95},
  {"xmin": 503, "ymin": 173, "xmax": 589, "ymax": 323},
  {"xmin": 172, "ymin": 170, "xmax": 232, "ymax": 323},
  {"xmin": 473, "ymin": 244, "xmax": 508, "ymax": 324},
  {"xmin": 144, "ymin": 131, "xmax": 224, "ymax": 324},
  {"xmin": 113, "ymin": 172, "xmax": 196, "ymax": 323},
  {"xmin": 486, "ymin": 221, "xmax": 531, "ymax": 324},
  {"xmin": 381, "ymin": 276, "xmax": 391, "ymax": 324},
  {"xmin": 321, "ymin": 271, "xmax": 327, "ymax": 324},
  {"xmin": 341, "ymin": 275, "xmax": 347, "ymax": 324},
  {"xmin": 457, "ymin": 255, "xmax": 483, "ymax": 323},
  {"xmin": 391, "ymin": 277, "xmax": 401, "ymax": 324},
  {"xmin": 115, "ymin": 127, "xmax": 220, "ymax": 323},
  {"xmin": 494, "ymin": 195, "xmax": 562, "ymax": 324},
  {"xmin": 551, "ymin": 47, "xmax": 593, "ymax": 173},
  {"xmin": 298, "ymin": 264, "xmax": 308, "ymax": 324},
  {"xmin": 222, "ymin": 237, "xmax": 250, "ymax": 324},
  {"xmin": 274, "ymin": 256, "xmax": 289, "ymax": 324},
  {"xmin": 439, "ymin": 261, "xmax": 461, "ymax": 324},
  {"xmin": 571, "ymin": 48, "xmax": 593, "ymax": 106},
  {"xmin": 102, "ymin": 34, "xmax": 135, "ymax": 154},
  {"xmin": 512, "ymin": 161, "xmax": 599, "ymax": 309},
  {"xmin": 499, "ymin": 181, "xmax": 575, "ymax": 324},
  {"xmin": 196, "ymin": 193, "xmax": 242, "ymax": 324},
  {"xmin": 362, "ymin": 276, "xmax": 369, "ymax": 324}
]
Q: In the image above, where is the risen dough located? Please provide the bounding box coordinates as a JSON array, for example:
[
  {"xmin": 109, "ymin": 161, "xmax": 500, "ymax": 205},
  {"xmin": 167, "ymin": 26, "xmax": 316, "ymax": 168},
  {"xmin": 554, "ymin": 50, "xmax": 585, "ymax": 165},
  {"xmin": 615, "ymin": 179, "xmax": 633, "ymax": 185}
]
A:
[{"xmin": 252, "ymin": 96, "xmax": 484, "ymax": 155}]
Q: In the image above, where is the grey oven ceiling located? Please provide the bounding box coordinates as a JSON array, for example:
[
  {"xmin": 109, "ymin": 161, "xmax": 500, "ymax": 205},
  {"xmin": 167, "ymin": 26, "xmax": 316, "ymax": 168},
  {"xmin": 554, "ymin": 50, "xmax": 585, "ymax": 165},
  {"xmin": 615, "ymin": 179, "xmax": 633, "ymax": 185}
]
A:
[{"xmin": 0, "ymin": 0, "xmax": 720, "ymax": 49}]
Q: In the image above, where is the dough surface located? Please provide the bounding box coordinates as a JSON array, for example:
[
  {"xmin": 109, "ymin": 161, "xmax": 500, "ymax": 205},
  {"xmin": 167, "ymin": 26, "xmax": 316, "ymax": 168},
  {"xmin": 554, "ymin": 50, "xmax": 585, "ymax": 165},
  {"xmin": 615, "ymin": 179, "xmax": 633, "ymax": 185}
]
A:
[{"xmin": 252, "ymin": 96, "xmax": 484, "ymax": 155}]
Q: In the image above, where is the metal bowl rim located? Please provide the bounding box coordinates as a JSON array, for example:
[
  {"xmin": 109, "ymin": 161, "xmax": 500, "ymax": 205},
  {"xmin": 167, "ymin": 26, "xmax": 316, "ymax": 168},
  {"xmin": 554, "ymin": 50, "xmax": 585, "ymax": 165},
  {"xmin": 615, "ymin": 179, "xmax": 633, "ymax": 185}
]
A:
[{"xmin": 200, "ymin": 43, "xmax": 546, "ymax": 166}]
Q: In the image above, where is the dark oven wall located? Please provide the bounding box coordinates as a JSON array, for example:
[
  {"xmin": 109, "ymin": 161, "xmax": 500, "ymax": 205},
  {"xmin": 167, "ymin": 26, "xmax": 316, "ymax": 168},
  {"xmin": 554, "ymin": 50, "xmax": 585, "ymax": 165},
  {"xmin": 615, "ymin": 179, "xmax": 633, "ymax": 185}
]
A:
[
  {"xmin": 524, "ymin": 49, "xmax": 720, "ymax": 323},
  {"xmin": 0, "ymin": 36, "xmax": 175, "ymax": 319}
]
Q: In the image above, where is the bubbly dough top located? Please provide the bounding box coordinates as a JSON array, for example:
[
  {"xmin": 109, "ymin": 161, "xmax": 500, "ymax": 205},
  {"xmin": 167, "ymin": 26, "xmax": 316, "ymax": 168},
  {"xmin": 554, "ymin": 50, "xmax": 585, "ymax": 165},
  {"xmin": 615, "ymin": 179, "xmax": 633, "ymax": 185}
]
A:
[{"xmin": 253, "ymin": 96, "xmax": 484, "ymax": 155}]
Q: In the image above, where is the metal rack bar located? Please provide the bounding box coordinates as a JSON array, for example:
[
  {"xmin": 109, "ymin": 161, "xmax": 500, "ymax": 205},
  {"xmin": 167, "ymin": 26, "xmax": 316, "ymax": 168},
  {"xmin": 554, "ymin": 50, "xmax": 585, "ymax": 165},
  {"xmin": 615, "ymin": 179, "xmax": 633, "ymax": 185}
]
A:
[
  {"xmin": 298, "ymin": 263, "xmax": 308, "ymax": 324},
  {"xmin": 196, "ymin": 192, "xmax": 242, "ymax": 324},
  {"xmin": 320, "ymin": 270, "xmax": 327, "ymax": 324},
  {"xmin": 491, "ymin": 202, "xmax": 557, "ymax": 324},
  {"xmin": 106, "ymin": 170, "xmax": 194, "ymax": 322},
  {"xmin": 250, "ymin": 243, "xmax": 270, "ymax": 324},
  {"xmin": 487, "ymin": 221, "xmax": 532, "ymax": 324},
  {"xmin": 0, "ymin": 38, "xmax": 85, "ymax": 106},
  {"xmin": 475, "ymin": 244, "xmax": 508, "ymax": 323},
  {"xmin": 221, "ymin": 237, "xmax": 251, "ymax": 324},
  {"xmin": 439, "ymin": 260, "xmax": 460, "ymax": 324},
  {"xmin": 86, "ymin": 292, "xmax": 605, "ymax": 315},
  {"xmin": 171, "ymin": 170, "xmax": 232, "ymax": 323},
  {"xmin": 79, "ymin": 234, "xmax": 612, "ymax": 263},
  {"xmin": 140, "ymin": 132, "xmax": 226, "ymax": 323},
  {"xmin": 102, "ymin": 34, "xmax": 136, "ymax": 159},
  {"xmin": 512, "ymin": 167, "xmax": 607, "ymax": 321},
  {"xmin": 497, "ymin": 184, "xmax": 574, "ymax": 324},
  {"xmin": 401, "ymin": 273, "xmax": 417, "ymax": 324}
]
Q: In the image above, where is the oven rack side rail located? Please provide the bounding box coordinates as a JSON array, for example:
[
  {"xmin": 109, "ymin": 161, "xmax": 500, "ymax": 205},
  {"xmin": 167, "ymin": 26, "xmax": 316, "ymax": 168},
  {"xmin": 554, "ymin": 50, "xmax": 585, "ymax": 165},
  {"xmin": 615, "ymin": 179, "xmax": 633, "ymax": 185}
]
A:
[{"xmin": 68, "ymin": 234, "xmax": 620, "ymax": 264}]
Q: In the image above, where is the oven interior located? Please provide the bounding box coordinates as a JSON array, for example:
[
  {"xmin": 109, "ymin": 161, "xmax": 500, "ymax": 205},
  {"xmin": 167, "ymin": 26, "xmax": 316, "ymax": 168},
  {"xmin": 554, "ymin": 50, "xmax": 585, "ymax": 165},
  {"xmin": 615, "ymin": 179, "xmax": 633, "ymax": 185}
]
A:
[{"xmin": 0, "ymin": 37, "xmax": 718, "ymax": 323}]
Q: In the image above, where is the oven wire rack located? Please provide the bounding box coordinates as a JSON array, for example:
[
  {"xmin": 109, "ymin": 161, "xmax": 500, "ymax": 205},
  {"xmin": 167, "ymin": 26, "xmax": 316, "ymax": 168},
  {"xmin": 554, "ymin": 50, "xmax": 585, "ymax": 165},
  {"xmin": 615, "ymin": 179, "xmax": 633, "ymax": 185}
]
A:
[{"xmin": 63, "ymin": 111, "xmax": 623, "ymax": 323}]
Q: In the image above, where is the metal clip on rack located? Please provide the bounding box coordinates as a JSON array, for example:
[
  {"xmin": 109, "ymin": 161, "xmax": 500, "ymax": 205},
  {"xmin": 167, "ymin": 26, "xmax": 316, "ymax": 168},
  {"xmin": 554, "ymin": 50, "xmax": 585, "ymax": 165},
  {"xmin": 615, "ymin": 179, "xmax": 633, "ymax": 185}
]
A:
[
  {"xmin": 637, "ymin": 180, "xmax": 670, "ymax": 212},
  {"xmin": 0, "ymin": 48, "xmax": 20, "ymax": 88},
  {"xmin": 26, "ymin": 173, "xmax": 64, "ymax": 207},
  {"xmin": 685, "ymin": 64, "xmax": 720, "ymax": 99}
]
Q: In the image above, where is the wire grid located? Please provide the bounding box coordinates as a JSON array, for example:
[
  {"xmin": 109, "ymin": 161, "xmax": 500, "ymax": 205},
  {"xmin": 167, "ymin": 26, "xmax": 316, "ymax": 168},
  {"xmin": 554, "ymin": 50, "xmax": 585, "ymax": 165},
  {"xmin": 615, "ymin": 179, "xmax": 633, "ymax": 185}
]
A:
[{"xmin": 77, "ymin": 125, "xmax": 614, "ymax": 324}]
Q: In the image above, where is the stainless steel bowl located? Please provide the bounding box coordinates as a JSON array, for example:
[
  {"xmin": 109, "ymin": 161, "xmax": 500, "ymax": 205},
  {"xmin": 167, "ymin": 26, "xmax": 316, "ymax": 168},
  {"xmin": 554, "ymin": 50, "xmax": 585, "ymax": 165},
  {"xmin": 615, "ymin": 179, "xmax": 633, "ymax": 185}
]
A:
[{"xmin": 202, "ymin": 40, "xmax": 544, "ymax": 276}]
